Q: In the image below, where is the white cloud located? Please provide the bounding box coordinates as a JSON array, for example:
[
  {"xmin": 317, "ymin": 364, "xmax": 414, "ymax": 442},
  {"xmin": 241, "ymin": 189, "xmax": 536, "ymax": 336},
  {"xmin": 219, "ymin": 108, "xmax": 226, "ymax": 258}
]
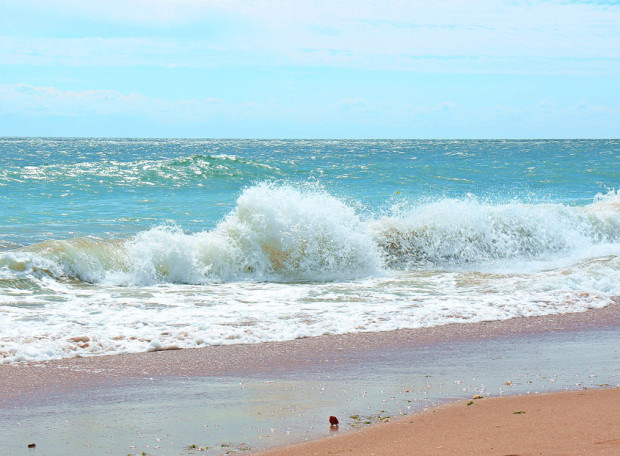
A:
[
  {"xmin": 1, "ymin": 82, "xmax": 618, "ymax": 137},
  {"xmin": 1, "ymin": 1, "xmax": 618, "ymax": 74},
  {"xmin": 0, "ymin": 36, "xmax": 224, "ymax": 67},
  {"xmin": 4, "ymin": 0, "xmax": 229, "ymax": 25},
  {"xmin": 0, "ymin": 83, "xmax": 226, "ymax": 119}
]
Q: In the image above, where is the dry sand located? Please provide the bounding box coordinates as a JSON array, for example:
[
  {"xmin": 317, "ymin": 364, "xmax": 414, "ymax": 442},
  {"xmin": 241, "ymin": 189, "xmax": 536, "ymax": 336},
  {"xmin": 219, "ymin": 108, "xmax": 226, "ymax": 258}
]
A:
[{"xmin": 257, "ymin": 388, "xmax": 620, "ymax": 456}]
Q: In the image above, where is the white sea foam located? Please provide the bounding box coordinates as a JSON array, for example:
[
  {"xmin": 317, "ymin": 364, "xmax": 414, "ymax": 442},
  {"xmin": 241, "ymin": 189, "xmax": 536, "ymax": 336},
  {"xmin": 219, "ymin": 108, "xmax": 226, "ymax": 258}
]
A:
[
  {"xmin": 1, "ymin": 257, "xmax": 618, "ymax": 364},
  {"xmin": 1, "ymin": 183, "xmax": 381, "ymax": 284},
  {"xmin": 1, "ymin": 185, "xmax": 619, "ymax": 363},
  {"xmin": 3, "ymin": 186, "xmax": 620, "ymax": 284},
  {"xmin": 373, "ymin": 191, "xmax": 620, "ymax": 270}
]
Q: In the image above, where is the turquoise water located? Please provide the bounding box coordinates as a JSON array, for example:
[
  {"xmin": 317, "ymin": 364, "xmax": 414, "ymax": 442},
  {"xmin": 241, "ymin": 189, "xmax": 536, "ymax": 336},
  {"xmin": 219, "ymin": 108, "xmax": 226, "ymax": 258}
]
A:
[
  {"xmin": 2, "ymin": 138, "xmax": 616, "ymax": 245},
  {"xmin": 1, "ymin": 138, "xmax": 619, "ymax": 362}
]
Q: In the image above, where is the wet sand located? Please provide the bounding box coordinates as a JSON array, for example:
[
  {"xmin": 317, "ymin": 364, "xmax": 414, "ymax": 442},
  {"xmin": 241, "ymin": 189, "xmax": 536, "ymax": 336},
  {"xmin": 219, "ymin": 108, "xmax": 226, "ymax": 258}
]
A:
[
  {"xmin": 0, "ymin": 305, "xmax": 619, "ymax": 455},
  {"xmin": 258, "ymin": 388, "xmax": 620, "ymax": 456},
  {"xmin": 2, "ymin": 305, "xmax": 619, "ymax": 399}
]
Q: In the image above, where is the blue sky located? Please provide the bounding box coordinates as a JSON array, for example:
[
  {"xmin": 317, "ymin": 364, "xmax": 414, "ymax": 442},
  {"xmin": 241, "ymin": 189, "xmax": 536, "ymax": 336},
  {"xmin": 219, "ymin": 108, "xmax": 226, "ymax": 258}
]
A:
[{"xmin": 0, "ymin": 0, "xmax": 618, "ymax": 138}]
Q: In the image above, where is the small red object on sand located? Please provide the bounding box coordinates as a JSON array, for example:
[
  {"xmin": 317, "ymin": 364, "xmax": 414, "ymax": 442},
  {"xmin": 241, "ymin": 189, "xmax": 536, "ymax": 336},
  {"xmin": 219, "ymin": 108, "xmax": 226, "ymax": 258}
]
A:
[{"xmin": 329, "ymin": 416, "xmax": 339, "ymax": 426}]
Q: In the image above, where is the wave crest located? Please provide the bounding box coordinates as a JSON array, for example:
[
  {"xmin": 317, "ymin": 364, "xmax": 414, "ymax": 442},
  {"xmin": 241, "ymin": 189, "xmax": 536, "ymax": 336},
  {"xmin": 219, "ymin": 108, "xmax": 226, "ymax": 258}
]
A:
[
  {"xmin": 372, "ymin": 195, "xmax": 620, "ymax": 268},
  {"xmin": 2, "ymin": 186, "xmax": 619, "ymax": 284},
  {"xmin": 0, "ymin": 154, "xmax": 277, "ymax": 188},
  {"xmin": 1, "ymin": 184, "xmax": 380, "ymax": 284}
]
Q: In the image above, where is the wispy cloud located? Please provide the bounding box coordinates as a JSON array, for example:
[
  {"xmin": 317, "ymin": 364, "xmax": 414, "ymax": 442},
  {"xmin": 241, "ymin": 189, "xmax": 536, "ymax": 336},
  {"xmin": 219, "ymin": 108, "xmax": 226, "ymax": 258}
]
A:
[
  {"xmin": 1, "ymin": 0, "xmax": 618, "ymax": 74},
  {"xmin": 1, "ymin": 2, "xmax": 618, "ymax": 137},
  {"xmin": 0, "ymin": 83, "xmax": 224, "ymax": 119},
  {"xmin": 1, "ymin": 82, "xmax": 617, "ymax": 137}
]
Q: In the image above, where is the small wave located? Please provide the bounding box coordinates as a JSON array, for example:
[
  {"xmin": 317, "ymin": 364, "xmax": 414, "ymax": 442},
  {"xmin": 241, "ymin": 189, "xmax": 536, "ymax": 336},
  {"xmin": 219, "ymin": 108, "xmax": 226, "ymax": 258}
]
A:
[
  {"xmin": 1, "ymin": 186, "xmax": 619, "ymax": 285},
  {"xmin": 0, "ymin": 238, "xmax": 126, "ymax": 283},
  {"xmin": 0, "ymin": 154, "xmax": 280, "ymax": 188}
]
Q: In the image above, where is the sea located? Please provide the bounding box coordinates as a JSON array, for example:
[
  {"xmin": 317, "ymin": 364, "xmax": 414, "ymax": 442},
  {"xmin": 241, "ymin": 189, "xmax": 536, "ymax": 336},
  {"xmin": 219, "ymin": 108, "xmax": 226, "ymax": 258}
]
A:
[{"xmin": 0, "ymin": 138, "xmax": 619, "ymax": 364}]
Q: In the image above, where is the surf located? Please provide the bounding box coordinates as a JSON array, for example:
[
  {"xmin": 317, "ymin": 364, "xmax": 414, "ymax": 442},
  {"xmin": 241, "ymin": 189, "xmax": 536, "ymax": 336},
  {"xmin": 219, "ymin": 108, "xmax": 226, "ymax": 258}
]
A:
[{"xmin": 2, "ymin": 185, "xmax": 620, "ymax": 286}]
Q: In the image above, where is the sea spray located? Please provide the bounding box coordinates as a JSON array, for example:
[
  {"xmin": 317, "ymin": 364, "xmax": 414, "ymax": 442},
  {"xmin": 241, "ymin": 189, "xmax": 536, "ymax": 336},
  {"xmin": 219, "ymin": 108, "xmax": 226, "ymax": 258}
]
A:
[
  {"xmin": 212, "ymin": 183, "xmax": 381, "ymax": 280},
  {"xmin": 372, "ymin": 192, "xmax": 620, "ymax": 269},
  {"xmin": 2, "ymin": 186, "xmax": 620, "ymax": 284},
  {"xmin": 1, "ymin": 183, "xmax": 381, "ymax": 284},
  {"xmin": 123, "ymin": 183, "xmax": 381, "ymax": 283}
]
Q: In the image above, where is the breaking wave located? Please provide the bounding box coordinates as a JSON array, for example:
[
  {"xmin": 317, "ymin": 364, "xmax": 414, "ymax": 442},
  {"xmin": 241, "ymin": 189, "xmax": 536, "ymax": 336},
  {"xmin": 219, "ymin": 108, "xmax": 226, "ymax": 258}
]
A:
[
  {"xmin": 373, "ymin": 190, "xmax": 620, "ymax": 269},
  {"xmin": 2, "ymin": 184, "xmax": 620, "ymax": 285}
]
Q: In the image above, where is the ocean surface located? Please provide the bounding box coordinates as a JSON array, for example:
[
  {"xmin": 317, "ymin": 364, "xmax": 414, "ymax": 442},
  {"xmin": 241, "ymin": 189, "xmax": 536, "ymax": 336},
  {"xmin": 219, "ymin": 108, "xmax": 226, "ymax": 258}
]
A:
[{"xmin": 0, "ymin": 138, "xmax": 619, "ymax": 364}]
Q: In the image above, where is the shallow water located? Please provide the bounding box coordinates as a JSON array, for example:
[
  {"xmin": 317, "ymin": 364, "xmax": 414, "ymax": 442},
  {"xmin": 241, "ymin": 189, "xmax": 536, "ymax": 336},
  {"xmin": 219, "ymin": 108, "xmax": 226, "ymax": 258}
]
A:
[{"xmin": 1, "ymin": 326, "xmax": 618, "ymax": 456}]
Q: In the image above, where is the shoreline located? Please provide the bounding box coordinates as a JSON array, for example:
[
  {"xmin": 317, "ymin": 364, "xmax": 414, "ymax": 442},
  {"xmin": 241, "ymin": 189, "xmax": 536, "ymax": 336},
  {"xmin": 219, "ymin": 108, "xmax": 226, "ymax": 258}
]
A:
[
  {"xmin": 1, "ymin": 305, "xmax": 619, "ymax": 455},
  {"xmin": 256, "ymin": 387, "xmax": 620, "ymax": 456},
  {"xmin": 2, "ymin": 304, "xmax": 619, "ymax": 400}
]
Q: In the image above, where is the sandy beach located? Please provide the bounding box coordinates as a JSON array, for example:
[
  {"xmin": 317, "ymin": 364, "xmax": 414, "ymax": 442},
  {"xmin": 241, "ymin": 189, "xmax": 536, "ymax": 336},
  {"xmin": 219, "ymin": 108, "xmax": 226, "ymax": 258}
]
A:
[
  {"xmin": 258, "ymin": 388, "xmax": 620, "ymax": 456},
  {"xmin": 1, "ymin": 305, "xmax": 619, "ymax": 455},
  {"xmin": 2, "ymin": 0, "xmax": 620, "ymax": 452}
]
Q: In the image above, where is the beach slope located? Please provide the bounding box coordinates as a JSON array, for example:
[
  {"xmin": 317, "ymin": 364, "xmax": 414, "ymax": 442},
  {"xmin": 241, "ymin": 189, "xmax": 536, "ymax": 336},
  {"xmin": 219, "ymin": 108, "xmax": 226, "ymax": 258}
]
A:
[{"xmin": 258, "ymin": 388, "xmax": 620, "ymax": 456}]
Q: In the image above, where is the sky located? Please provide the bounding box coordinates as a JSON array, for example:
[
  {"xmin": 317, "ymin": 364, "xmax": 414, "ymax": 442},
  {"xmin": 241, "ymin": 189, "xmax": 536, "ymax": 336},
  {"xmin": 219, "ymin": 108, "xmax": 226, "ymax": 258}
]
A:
[{"xmin": 0, "ymin": 0, "xmax": 618, "ymax": 138}]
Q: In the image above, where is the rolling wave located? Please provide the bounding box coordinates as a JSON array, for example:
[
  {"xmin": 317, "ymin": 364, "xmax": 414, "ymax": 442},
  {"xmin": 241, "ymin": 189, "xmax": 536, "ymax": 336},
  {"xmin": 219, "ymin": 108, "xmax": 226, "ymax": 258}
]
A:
[
  {"xmin": 0, "ymin": 153, "xmax": 278, "ymax": 188},
  {"xmin": 1, "ymin": 184, "xmax": 620, "ymax": 285},
  {"xmin": 373, "ymin": 191, "xmax": 620, "ymax": 268}
]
